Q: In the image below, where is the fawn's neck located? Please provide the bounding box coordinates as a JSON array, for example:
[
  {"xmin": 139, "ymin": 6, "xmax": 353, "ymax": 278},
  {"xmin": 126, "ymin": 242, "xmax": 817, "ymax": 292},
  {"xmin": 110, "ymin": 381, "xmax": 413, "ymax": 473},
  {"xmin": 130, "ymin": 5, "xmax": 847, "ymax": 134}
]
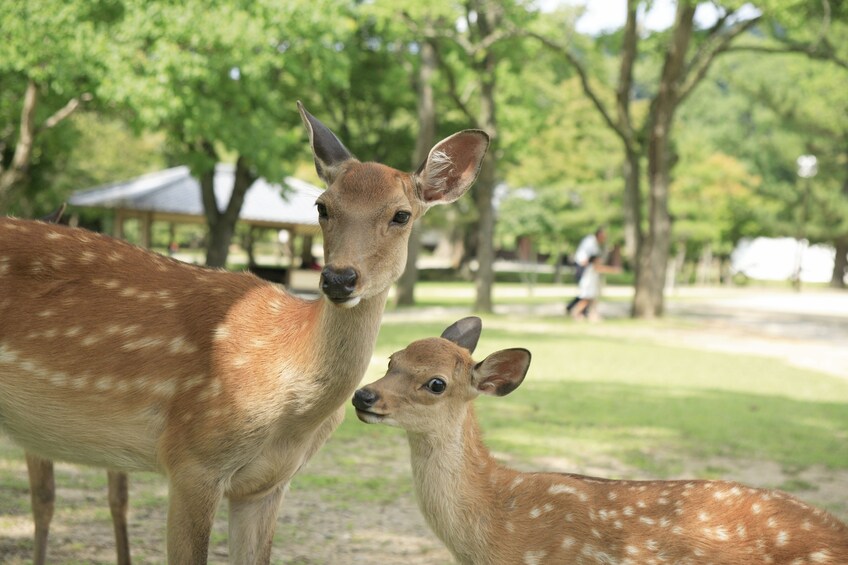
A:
[{"xmin": 407, "ymin": 406, "xmax": 507, "ymax": 565}]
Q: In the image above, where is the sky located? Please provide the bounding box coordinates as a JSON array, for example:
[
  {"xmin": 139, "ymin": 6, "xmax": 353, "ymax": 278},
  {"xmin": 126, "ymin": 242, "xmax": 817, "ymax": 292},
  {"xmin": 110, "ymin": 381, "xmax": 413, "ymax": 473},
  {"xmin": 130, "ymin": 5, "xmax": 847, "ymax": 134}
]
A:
[{"xmin": 547, "ymin": 1, "xmax": 760, "ymax": 34}]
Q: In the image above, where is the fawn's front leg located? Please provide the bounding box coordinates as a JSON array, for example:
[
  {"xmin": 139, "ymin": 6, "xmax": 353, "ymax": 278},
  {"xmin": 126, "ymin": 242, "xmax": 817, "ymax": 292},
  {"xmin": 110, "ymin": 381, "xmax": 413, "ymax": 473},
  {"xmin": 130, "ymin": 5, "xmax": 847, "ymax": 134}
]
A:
[
  {"xmin": 108, "ymin": 470, "xmax": 131, "ymax": 565},
  {"xmin": 26, "ymin": 453, "xmax": 55, "ymax": 565},
  {"xmin": 228, "ymin": 484, "xmax": 288, "ymax": 564},
  {"xmin": 166, "ymin": 475, "xmax": 224, "ymax": 564}
]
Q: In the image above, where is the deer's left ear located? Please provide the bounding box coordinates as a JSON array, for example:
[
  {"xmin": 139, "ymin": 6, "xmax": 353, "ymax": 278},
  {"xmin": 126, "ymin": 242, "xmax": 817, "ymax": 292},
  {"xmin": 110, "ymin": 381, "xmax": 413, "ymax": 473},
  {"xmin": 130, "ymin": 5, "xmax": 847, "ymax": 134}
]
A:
[
  {"xmin": 298, "ymin": 101, "xmax": 355, "ymax": 186},
  {"xmin": 415, "ymin": 130, "xmax": 489, "ymax": 207},
  {"xmin": 440, "ymin": 317, "xmax": 483, "ymax": 354},
  {"xmin": 472, "ymin": 348, "xmax": 531, "ymax": 397}
]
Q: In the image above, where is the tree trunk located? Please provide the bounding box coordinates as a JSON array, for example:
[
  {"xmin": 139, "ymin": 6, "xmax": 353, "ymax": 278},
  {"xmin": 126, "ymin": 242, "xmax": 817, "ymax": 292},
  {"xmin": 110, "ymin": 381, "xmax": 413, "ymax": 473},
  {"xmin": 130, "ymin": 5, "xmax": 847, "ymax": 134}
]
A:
[
  {"xmin": 473, "ymin": 22, "xmax": 498, "ymax": 313},
  {"xmin": 833, "ymin": 237, "xmax": 848, "ymax": 288},
  {"xmin": 203, "ymin": 154, "xmax": 256, "ymax": 268},
  {"xmin": 632, "ymin": 3, "xmax": 695, "ymax": 319},
  {"xmin": 622, "ymin": 149, "xmax": 642, "ymax": 263},
  {"xmin": 397, "ymin": 40, "xmax": 437, "ymax": 307}
]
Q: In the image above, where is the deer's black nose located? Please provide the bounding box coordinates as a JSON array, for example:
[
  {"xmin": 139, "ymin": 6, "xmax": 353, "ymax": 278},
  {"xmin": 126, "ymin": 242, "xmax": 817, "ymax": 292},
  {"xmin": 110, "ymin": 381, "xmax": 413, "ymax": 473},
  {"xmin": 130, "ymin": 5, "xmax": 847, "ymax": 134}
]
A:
[
  {"xmin": 353, "ymin": 388, "xmax": 378, "ymax": 410},
  {"xmin": 321, "ymin": 266, "xmax": 358, "ymax": 302}
]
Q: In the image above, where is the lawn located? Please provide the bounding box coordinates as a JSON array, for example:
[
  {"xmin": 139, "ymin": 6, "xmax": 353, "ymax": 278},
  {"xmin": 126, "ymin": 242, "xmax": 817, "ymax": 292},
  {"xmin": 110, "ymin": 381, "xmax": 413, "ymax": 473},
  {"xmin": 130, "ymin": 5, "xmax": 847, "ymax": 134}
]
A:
[{"xmin": 1, "ymin": 282, "xmax": 846, "ymax": 564}]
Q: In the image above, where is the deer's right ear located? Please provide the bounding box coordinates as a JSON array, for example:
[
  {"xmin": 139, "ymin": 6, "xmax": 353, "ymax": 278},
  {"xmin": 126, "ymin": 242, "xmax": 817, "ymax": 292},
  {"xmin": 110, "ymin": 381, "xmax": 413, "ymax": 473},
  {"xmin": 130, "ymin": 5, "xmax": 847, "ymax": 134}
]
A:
[
  {"xmin": 415, "ymin": 130, "xmax": 489, "ymax": 208},
  {"xmin": 298, "ymin": 101, "xmax": 354, "ymax": 186},
  {"xmin": 472, "ymin": 348, "xmax": 531, "ymax": 397},
  {"xmin": 440, "ymin": 317, "xmax": 483, "ymax": 354}
]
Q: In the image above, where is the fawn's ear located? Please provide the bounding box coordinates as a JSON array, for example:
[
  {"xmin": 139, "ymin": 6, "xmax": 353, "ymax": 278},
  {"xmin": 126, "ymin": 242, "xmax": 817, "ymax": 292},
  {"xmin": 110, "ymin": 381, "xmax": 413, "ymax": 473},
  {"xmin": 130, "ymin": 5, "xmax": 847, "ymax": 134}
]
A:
[
  {"xmin": 472, "ymin": 348, "xmax": 531, "ymax": 397},
  {"xmin": 440, "ymin": 317, "xmax": 483, "ymax": 354},
  {"xmin": 415, "ymin": 130, "xmax": 489, "ymax": 207},
  {"xmin": 298, "ymin": 101, "xmax": 355, "ymax": 186}
]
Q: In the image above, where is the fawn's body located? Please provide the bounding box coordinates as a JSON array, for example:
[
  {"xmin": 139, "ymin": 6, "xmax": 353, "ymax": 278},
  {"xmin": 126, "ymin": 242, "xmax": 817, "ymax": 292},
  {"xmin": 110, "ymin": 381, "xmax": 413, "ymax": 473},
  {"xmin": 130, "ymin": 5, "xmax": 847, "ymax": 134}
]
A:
[
  {"xmin": 353, "ymin": 318, "xmax": 848, "ymax": 565},
  {"xmin": 0, "ymin": 103, "xmax": 488, "ymax": 563}
]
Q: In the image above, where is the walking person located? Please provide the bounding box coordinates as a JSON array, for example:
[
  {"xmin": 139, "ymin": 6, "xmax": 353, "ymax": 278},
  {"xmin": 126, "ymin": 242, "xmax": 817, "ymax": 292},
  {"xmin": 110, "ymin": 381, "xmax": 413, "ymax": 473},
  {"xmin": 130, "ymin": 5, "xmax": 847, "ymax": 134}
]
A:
[{"xmin": 566, "ymin": 226, "xmax": 607, "ymax": 315}]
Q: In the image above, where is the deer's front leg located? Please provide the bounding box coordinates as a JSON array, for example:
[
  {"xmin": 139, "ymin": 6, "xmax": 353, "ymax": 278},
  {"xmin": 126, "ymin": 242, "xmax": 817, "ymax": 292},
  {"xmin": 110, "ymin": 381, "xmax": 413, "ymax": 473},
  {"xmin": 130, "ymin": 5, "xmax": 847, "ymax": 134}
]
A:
[
  {"xmin": 107, "ymin": 470, "xmax": 131, "ymax": 565},
  {"xmin": 228, "ymin": 484, "xmax": 288, "ymax": 565},
  {"xmin": 26, "ymin": 452, "xmax": 55, "ymax": 565},
  {"xmin": 166, "ymin": 475, "xmax": 224, "ymax": 565}
]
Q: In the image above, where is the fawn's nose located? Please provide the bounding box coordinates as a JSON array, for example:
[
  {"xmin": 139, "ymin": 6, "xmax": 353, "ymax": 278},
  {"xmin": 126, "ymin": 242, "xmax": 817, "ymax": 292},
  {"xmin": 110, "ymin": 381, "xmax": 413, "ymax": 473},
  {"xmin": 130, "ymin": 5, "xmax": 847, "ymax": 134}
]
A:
[
  {"xmin": 321, "ymin": 266, "xmax": 358, "ymax": 302},
  {"xmin": 352, "ymin": 387, "xmax": 378, "ymax": 410}
]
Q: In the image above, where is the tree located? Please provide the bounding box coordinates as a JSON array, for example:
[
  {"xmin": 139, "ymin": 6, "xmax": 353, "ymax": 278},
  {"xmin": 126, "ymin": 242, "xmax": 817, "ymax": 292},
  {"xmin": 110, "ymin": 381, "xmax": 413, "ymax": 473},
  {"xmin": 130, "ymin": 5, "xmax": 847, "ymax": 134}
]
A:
[
  {"xmin": 527, "ymin": 1, "xmax": 766, "ymax": 317},
  {"xmin": 104, "ymin": 0, "xmax": 358, "ymax": 267},
  {"xmin": 401, "ymin": 0, "xmax": 534, "ymax": 312},
  {"xmin": 0, "ymin": 0, "xmax": 117, "ymax": 207}
]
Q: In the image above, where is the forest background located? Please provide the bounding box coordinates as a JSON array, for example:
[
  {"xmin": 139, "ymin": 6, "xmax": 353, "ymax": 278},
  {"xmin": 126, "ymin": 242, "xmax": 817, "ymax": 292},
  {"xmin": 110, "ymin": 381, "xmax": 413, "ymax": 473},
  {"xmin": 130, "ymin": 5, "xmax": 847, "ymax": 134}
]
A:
[{"xmin": 1, "ymin": 0, "xmax": 846, "ymax": 318}]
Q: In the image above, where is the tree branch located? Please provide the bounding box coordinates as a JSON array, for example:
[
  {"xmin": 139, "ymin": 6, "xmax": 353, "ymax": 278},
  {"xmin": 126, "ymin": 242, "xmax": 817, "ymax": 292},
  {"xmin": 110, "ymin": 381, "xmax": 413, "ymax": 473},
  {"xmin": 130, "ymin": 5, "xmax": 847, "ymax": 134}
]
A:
[
  {"xmin": 37, "ymin": 92, "xmax": 93, "ymax": 133},
  {"xmin": 677, "ymin": 14, "xmax": 762, "ymax": 105},
  {"xmin": 724, "ymin": 42, "xmax": 848, "ymax": 71},
  {"xmin": 523, "ymin": 29, "xmax": 631, "ymax": 148}
]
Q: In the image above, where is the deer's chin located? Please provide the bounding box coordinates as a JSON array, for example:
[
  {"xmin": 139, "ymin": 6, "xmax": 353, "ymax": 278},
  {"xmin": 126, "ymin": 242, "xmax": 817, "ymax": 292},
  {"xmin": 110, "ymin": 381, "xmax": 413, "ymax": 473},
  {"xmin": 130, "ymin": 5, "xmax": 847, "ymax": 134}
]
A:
[{"xmin": 325, "ymin": 295, "xmax": 362, "ymax": 308}]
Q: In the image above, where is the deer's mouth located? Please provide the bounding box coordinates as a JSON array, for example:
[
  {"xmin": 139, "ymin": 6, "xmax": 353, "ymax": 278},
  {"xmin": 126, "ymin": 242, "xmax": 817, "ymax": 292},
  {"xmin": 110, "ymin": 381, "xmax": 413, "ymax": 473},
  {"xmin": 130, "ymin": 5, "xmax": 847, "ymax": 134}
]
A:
[{"xmin": 354, "ymin": 409, "xmax": 386, "ymax": 424}]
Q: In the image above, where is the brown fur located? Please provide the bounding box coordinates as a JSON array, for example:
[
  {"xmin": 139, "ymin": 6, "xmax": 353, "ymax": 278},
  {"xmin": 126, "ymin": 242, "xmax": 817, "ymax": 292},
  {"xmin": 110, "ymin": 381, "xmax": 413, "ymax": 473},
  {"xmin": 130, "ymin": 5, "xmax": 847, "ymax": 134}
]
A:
[
  {"xmin": 355, "ymin": 329, "xmax": 848, "ymax": 565},
  {"xmin": 0, "ymin": 108, "xmax": 489, "ymax": 564}
]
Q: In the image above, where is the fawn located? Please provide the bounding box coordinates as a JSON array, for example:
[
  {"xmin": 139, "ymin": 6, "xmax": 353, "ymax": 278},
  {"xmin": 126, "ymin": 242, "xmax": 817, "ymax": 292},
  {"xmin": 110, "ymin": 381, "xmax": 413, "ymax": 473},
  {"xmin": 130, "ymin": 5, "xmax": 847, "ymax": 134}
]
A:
[
  {"xmin": 24, "ymin": 203, "xmax": 132, "ymax": 565},
  {"xmin": 0, "ymin": 103, "xmax": 488, "ymax": 563},
  {"xmin": 353, "ymin": 317, "xmax": 848, "ymax": 565}
]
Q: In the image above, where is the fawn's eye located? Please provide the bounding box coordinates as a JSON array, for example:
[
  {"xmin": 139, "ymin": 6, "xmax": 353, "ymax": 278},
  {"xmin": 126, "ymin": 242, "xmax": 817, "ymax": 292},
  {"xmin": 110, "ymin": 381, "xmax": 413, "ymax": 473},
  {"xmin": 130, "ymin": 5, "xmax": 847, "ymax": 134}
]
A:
[
  {"xmin": 424, "ymin": 377, "xmax": 446, "ymax": 394},
  {"xmin": 391, "ymin": 210, "xmax": 411, "ymax": 226},
  {"xmin": 316, "ymin": 202, "xmax": 328, "ymax": 219}
]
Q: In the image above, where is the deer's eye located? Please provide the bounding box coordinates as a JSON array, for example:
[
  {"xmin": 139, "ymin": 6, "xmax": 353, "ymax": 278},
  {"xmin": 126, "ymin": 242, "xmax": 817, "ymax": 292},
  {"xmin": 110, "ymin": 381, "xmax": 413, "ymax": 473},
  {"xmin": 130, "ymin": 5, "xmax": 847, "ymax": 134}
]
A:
[
  {"xmin": 316, "ymin": 202, "xmax": 329, "ymax": 219},
  {"xmin": 391, "ymin": 210, "xmax": 411, "ymax": 226},
  {"xmin": 425, "ymin": 377, "xmax": 446, "ymax": 394}
]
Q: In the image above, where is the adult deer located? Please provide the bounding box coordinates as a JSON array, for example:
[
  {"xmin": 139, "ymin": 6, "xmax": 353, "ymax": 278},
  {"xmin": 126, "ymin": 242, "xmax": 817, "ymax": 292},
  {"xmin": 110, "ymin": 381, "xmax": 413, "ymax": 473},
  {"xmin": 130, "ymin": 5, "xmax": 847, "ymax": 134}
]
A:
[
  {"xmin": 0, "ymin": 102, "xmax": 488, "ymax": 564},
  {"xmin": 353, "ymin": 318, "xmax": 848, "ymax": 565},
  {"xmin": 25, "ymin": 203, "xmax": 132, "ymax": 565}
]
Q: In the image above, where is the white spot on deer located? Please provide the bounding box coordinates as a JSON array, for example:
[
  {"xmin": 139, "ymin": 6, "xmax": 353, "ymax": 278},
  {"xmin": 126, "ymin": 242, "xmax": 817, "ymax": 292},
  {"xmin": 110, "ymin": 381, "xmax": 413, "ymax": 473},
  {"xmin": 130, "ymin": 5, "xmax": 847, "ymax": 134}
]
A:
[
  {"xmin": 810, "ymin": 550, "xmax": 831, "ymax": 562},
  {"xmin": 64, "ymin": 326, "xmax": 82, "ymax": 338},
  {"xmin": 736, "ymin": 524, "xmax": 747, "ymax": 538},
  {"xmin": 529, "ymin": 507, "xmax": 542, "ymax": 519},
  {"xmin": 608, "ymin": 491, "xmax": 618, "ymax": 501},
  {"xmin": 636, "ymin": 500, "xmax": 646, "ymax": 509},
  {"xmin": 37, "ymin": 309, "xmax": 55, "ymax": 318},
  {"xmin": 0, "ymin": 258, "xmax": 8, "ymax": 276},
  {"xmin": 626, "ymin": 545, "xmax": 639, "ymax": 555},
  {"xmin": 505, "ymin": 521, "xmax": 514, "ymax": 533},
  {"xmin": 614, "ymin": 520, "xmax": 623, "ymax": 529},
  {"xmin": 213, "ymin": 325, "xmax": 230, "ymax": 341},
  {"xmin": 523, "ymin": 550, "xmax": 546, "ymax": 565},
  {"xmin": 698, "ymin": 511, "xmax": 710, "ymax": 522},
  {"xmin": 640, "ymin": 517, "xmax": 656, "ymax": 525},
  {"xmin": 766, "ymin": 517, "xmax": 778, "ymax": 528},
  {"xmin": 46, "ymin": 231, "xmax": 64, "ymax": 240},
  {"xmin": 151, "ymin": 378, "xmax": 177, "ymax": 397},
  {"xmin": 549, "ymin": 484, "xmax": 578, "ymax": 496},
  {"xmin": 801, "ymin": 520, "xmax": 813, "ymax": 531},
  {"xmin": 94, "ymin": 377, "xmax": 112, "ymax": 392},
  {"xmin": 120, "ymin": 287, "xmax": 139, "ymax": 297},
  {"xmin": 713, "ymin": 526, "xmax": 730, "ymax": 541},
  {"xmin": 658, "ymin": 517, "xmax": 671, "ymax": 527},
  {"xmin": 122, "ymin": 336, "xmax": 168, "ymax": 352},
  {"xmin": 657, "ymin": 497, "xmax": 669, "ymax": 505},
  {"xmin": 752, "ymin": 502, "xmax": 762, "ymax": 514},
  {"xmin": 81, "ymin": 335, "xmax": 101, "ymax": 347},
  {"xmin": 776, "ymin": 531, "xmax": 789, "ymax": 546},
  {"xmin": 561, "ymin": 536, "xmax": 576, "ymax": 549},
  {"xmin": 672, "ymin": 526, "xmax": 684, "ymax": 535},
  {"xmin": 168, "ymin": 336, "xmax": 197, "ymax": 355},
  {"xmin": 80, "ymin": 251, "xmax": 97, "ymax": 263},
  {"xmin": 623, "ymin": 506, "xmax": 634, "ymax": 516},
  {"xmin": 646, "ymin": 540, "xmax": 658, "ymax": 552}
]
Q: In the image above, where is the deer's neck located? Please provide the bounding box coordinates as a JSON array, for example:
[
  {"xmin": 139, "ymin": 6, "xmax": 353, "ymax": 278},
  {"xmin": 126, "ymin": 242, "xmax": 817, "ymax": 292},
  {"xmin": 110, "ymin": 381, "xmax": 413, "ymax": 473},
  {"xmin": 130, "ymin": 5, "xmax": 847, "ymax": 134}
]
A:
[
  {"xmin": 407, "ymin": 407, "xmax": 505, "ymax": 565},
  {"xmin": 301, "ymin": 289, "xmax": 389, "ymax": 413}
]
